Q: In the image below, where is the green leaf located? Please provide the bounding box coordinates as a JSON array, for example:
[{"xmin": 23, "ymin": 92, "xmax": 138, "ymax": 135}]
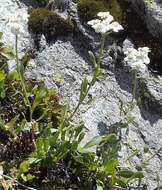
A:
[
  {"xmin": 115, "ymin": 178, "xmax": 127, "ymax": 188},
  {"xmin": 88, "ymin": 51, "xmax": 97, "ymax": 67},
  {"xmin": 0, "ymin": 32, "xmax": 3, "ymax": 40},
  {"xmin": 10, "ymin": 70, "xmax": 20, "ymax": 80},
  {"xmin": 102, "ymin": 133, "xmax": 117, "ymax": 143},
  {"xmin": 104, "ymin": 159, "xmax": 119, "ymax": 174},
  {"xmin": 49, "ymin": 131, "xmax": 59, "ymax": 146},
  {"xmin": 77, "ymin": 132, "xmax": 85, "ymax": 144},
  {"xmin": 32, "ymin": 88, "xmax": 47, "ymax": 111},
  {"xmin": 0, "ymin": 47, "xmax": 14, "ymax": 59},
  {"xmin": 25, "ymin": 174, "xmax": 35, "ymax": 181},
  {"xmin": 80, "ymin": 78, "xmax": 88, "ymax": 101},
  {"xmin": 0, "ymin": 70, "xmax": 6, "ymax": 80},
  {"xmin": 144, "ymin": 145, "xmax": 149, "ymax": 153},
  {"xmin": 83, "ymin": 136, "xmax": 102, "ymax": 150},
  {"xmin": 94, "ymin": 67, "xmax": 102, "ymax": 78},
  {"xmin": 154, "ymin": 186, "xmax": 162, "ymax": 190},
  {"xmin": 118, "ymin": 170, "xmax": 144, "ymax": 179},
  {"xmin": 19, "ymin": 160, "xmax": 30, "ymax": 174}
]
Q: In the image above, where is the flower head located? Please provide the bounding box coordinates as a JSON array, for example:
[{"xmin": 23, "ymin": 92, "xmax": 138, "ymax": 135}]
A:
[
  {"xmin": 87, "ymin": 19, "xmax": 101, "ymax": 26},
  {"xmin": 7, "ymin": 9, "xmax": 29, "ymax": 35},
  {"xmin": 108, "ymin": 21, "xmax": 123, "ymax": 32},
  {"xmin": 124, "ymin": 47, "xmax": 151, "ymax": 73},
  {"xmin": 88, "ymin": 11, "xmax": 123, "ymax": 34},
  {"xmin": 97, "ymin": 12, "xmax": 113, "ymax": 20}
]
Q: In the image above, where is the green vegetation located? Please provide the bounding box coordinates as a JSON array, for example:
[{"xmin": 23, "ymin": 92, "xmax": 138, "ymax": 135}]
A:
[
  {"xmin": 77, "ymin": 0, "xmax": 109, "ymax": 21},
  {"xmin": 0, "ymin": 3, "xmax": 162, "ymax": 189},
  {"xmin": 77, "ymin": 0, "xmax": 123, "ymax": 23},
  {"xmin": 28, "ymin": 8, "xmax": 74, "ymax": 39},
  {"xmin": 0, "ymin": 30, "xmax": 149, "ymax": 190}
]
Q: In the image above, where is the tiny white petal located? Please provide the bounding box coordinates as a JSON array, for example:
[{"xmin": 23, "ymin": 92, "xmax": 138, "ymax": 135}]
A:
[
  {"xmin": 124, "ymin": 46, "xmax": 150, "ymax": 73},
  {"xmin": 87, "ymin": 19, "xmax": 101, "ymax": 26}
]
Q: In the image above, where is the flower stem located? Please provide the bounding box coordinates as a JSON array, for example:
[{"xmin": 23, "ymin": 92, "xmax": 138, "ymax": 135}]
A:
[
  {"xmin": 98, "ymin": 33, "xmax": 106, "ymax": 65},
  {"xmin": 132, "ymin": 69, "xmax": 137, "ymax": 103},
  {"xmin": 68, "ymin": 34, "xmax": 107, "ymax": 120},
  {"xmin": 15, "ymin": 35, "xmax": 32, "ymax": 122}
]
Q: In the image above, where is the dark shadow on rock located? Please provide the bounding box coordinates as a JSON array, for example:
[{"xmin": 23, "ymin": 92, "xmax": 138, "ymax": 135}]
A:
[
  {"xmin": 71, "ymin": 37, "xmax": 90, "ymax": 63},
  {"xmin": 97, "ymin": 122, "xmax": 108, "ymax": 136},
  {"xmin": 19, "ymin": 0, "xmax": 38, "ymax": 7},
  {"xmin": 114, "ymin": 67, "xmax": 133, "ymax": 94},
  {"xmin": 138, "ymin": 106, "xmax": 161, "ymax": 126}
]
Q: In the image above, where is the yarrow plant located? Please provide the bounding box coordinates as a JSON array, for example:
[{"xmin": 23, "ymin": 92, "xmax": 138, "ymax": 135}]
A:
[
  {"xmin": 124, "ymin": 47, "xmax": 151, "ymax": 102},
  {"xmin": 124, "ymin": 47, "xmax": 150, "ymax": 73},
  {"xmin": 69, "ymin": 12, "xmax": 123, "ymax": 119},
  {"xmin": 0, "ymin": 9, "xmax": 154, "ymax": 190},
  {"xmin": 7, "ymin": 10, "xmax": 32, "ymax": 121},
  {"xmin": 87, "ymin": 11, "xmax": 123, "ymax": 34},
  {"xmin": 7, "ymin": 9, "xmax": 29, "ymax": 35}
]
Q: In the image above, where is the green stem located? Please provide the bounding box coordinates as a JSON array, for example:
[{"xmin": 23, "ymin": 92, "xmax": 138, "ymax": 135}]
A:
[
  {"xmin": 98, "ymin": 33, "xmax": 106, "ymax": 65},
  {"xmin": 69, "ymin": 34, "xmax": 107, "ymax": 120},
  {"xmin": 15, "ymin": 35, "xmax": 32, "ymax": 121},
  {"xmin": 68, "ymin": 79, "xmax": 93, "ymax": 120},
  {"xmin": 132, "ymin": 69, "xmax": 137, "ymax": 103}
]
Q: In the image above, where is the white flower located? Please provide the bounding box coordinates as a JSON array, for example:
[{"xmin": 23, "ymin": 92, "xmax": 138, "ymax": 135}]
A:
[
  {"xmin": 108, "ymin": 21, "xmax": 124, "ymax": 32},
  {"xmin": 87, "ymin": 19, "xmax": 101, "ymax": 26},
  {"xmin": 97, "ymin": 12, "xmax": 113, "ymax": 20},
  {"xmin": 88, "ymin": 11, "xmax": 123, "ymax": 34},
  {"xmin": 91, "ymin": 22, "xmax": 107, "ymax": 34},
  {"xmin": 124, "ymin": 47, "xmax": 150, "ymax": 73},
  {"xmin": 7, "ymin": 9, "xmax": 29, "ymax": 35},
  {"xmin": 9, "ymin": 22, "xmax": 25, "ymax": 35}
]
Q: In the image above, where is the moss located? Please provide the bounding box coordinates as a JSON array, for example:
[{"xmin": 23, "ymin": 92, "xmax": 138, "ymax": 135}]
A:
[
  {"xmin": 77, "ymin": 0, "xmax": 109, "ymax": 21},
  {"xmin": 77, "ymin": 0, "xmax": 123, "ymax": 23},
  {"xmin": 28, "ymin": 8, "xmax": 74, "ymax": 39}
]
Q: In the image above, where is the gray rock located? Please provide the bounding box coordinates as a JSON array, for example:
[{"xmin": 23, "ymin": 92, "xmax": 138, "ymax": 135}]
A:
[
  {"xmin": 1, "ymin": 0, "xmax": 162, "ymax": 189},
  {"xmin": 139, "ymin": 75, "xmax": 162, "ymax": 115},
  {"xmin": 26, "ymin": 37, "xmax": 162, "ymax": 188},
  {"xmin": 127, "ymin": 0, "xmax": 162, "ymax": 40},
  {"xmin": 0, "ymin": 0, "xmax": 33, "ymax": 58}
]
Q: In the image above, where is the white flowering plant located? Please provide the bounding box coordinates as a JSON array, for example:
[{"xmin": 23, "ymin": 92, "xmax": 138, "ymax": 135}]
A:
[
  {"xmin": 124, "ymin": 46, "xmax": 151, "ymax": 102},
  {"xmin": 0, "ymin": 8, "xmax": 157, "ymax": 190},
  {"xmin": 87, "ymin": 11, "xmax": 123, "ymax": 34},
  {"xmin": 124, "ymin": 47, "xmax": 150, "ymax": 73},
  {"xmin": 7, "ymin": 9, "xmax": 29, "ymax": 36}
]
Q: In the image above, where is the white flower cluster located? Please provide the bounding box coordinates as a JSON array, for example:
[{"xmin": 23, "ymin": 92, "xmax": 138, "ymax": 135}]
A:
[
  {"xmin": 87, "ymin": 11, "xmax": 123, "ymax": 34},
  {"xmin": 7, "ymin": 9, "xmax": 29, "ymax": 35},
  {"xmin": 124, "ymin": 47, "xmax": 151, "ymax": 73}
]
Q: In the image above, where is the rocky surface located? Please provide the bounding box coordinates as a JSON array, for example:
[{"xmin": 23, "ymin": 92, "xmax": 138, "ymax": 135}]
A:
[
  {"xmin": 25, "ymin": 37, "xmax": 162, "ymax": 189},
  {"xmin": 0, "ymin": 0, "xmax": 162, "ymax": 189},
  {"xmin": 0, "ymin": 0, "xmax": 33, "ymax": 70},
  {"xmin": 127, "ymin": 0, "xmax": 162, "ymax": 40}
]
